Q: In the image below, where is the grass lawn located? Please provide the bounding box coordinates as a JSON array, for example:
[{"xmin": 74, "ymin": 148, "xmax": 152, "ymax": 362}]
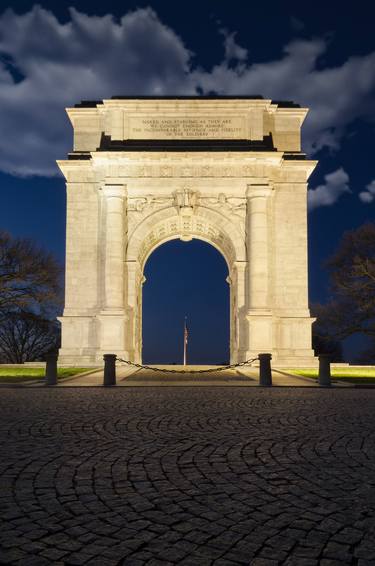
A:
[
  {"xmin": 0, "ymin": 368, "xmax": 92, "ymax": 383},
  {"xmin": 288, "ymin": 368, "xmax": 375, "ymax": 384}
]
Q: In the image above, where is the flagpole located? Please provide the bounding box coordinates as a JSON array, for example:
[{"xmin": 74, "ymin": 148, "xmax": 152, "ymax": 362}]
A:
[{"xmin": 183, "ymin": 316, "xmax": 187, "ymax": 366}]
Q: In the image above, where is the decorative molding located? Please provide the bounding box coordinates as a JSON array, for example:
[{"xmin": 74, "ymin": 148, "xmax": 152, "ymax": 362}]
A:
[
  {"xmin": 132, "ymin": 215, "xmax": 237, "ymax": 269},
  {"xmin": 128, "ymin": 195, "xmax": 173, "ymax": 213},
  {"xmin": 246, "ymin": 183, "xmax": 273, "ymax": 199},
  {"xmin": 95, "ymin": 162, "xmax": 277, "ymax": 179},
  {"xmin": 200, "ymin": 193, "xmax": 246, "ymax": 220},
  {"xmin": 126, "ymin": 190, "xmax": 247, "ymax": 235},
  {"xmin": 101, "ymin": 184, "xmax": 127, "ymax": 199},
  {"xmin": 173, "ymin": 187, "xmax": 199, "ymax": 215}
]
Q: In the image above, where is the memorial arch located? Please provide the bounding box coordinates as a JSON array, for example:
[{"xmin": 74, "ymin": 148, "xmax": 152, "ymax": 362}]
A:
[
  {"xmin": 128, "ymin": 204, "xmax": 244, "ymax": 364},
  {"xmin": 58, "ymin": 96, "xmax": 317, "ymax": 367}
]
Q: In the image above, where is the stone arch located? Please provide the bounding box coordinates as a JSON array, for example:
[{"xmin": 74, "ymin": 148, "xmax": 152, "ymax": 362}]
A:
[
  {"xmin": 126, "ymin": 206, "xmax": 246, "ymax": 363},
  {"xmin": 127, "ymin": 206, "xmax": 246, "ymax": 269}
]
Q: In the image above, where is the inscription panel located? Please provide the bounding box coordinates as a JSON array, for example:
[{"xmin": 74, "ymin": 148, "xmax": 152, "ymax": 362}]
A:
[{"xmin": 126, "ymin": 115, "xmax": 247, "ymax": 140}]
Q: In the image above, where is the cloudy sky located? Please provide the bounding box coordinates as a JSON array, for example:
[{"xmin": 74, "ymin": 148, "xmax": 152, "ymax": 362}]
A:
[{"xmin": 0, "ymin": 0, "xmax": 374, "ymax": 361}]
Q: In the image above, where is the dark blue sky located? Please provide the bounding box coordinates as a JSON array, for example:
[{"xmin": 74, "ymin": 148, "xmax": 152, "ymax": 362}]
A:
[
  {"xmin": 143, "ymin": 240, "xmax": 229, "ymax": 365},
  {"xmin": 0, "ymin": 0, "xmax": 374, "ymax": 362}
]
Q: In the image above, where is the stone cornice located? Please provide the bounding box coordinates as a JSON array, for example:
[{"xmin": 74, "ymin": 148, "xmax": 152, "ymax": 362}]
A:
[
  {"xmin": 57, "ymin": 154, "xmax": 317, "ymax": 183},
  {"xmin": 90, "ymin": 150, "xmax": 285, "ymax": 161}
]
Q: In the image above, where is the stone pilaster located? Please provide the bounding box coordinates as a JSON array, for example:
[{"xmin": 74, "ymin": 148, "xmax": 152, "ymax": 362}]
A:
[
  {"xmin": 101, "ymin": 184, "xmax": 127, "ymax": 312},
  {"xmin": 246, "ymin": 184, "xmax": 272, "ymax": 310},
  {"xmin": 124, "ymin": 260, "xmax": 142, "ymax": 362},
  {"xmin": 58, "ymin": 180, "xmax": 99, "ymax": 364},
  {"xmin": 232, "ymin": 261, "xmax": 247, "ymax": 362},
  {"xmin": 97, "ymin": 184, "xmax": 128, "ymax": 356},
  {"xmin": 245, "ymin": 184, "xmax": 273, "ymax": 357}
]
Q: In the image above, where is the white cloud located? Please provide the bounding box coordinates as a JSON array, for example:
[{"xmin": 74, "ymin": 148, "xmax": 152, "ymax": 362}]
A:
[
  {"xmin": 0, "ymin": 6, "xmax": 195, "ymax": 176},
  {"xmin": 0, "ymin": 6, "xmax": 374, "ymax": 177},
  {"xmin": 219, "ymin": 29, "xmax": 248, "ymax": 62},
  {"xmin": 359, "ymin": 180, "xmax": 375, "ymax": 203},
  {"xmin": 192, "ymin": 39, "xmax": 375, "ymax": 155},
  {"xmin": 308, "ymin": 168, "xmax": 351, "ymax": 211}
]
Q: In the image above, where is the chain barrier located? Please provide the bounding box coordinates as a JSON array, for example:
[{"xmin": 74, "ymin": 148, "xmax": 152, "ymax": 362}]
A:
[{"xmin": 116, "ymin": 356, "xmax": 259, "ymax": 374}]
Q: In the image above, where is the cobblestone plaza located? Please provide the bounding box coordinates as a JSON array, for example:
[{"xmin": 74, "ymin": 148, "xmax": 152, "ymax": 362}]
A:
[{"xmin": 1, "ymin": 387, "xmax": 375, "ymax": 565}]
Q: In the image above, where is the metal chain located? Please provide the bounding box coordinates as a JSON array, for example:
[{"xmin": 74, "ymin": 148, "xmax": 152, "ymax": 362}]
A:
[{"xmin": 116, "ymin": 357, "xmax": 259, "ymax": 374}]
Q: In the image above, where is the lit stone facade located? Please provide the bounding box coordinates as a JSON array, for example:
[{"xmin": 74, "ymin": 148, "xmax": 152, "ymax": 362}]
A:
[{"xmin": 58, "ymin": 97, "xmax": 317, "ymax": 366}]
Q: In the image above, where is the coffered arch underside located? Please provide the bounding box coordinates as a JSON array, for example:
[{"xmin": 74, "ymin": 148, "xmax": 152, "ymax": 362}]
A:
[{"xmin": 126, "ymin": 207, "xmax": 246, "ymax": 270}]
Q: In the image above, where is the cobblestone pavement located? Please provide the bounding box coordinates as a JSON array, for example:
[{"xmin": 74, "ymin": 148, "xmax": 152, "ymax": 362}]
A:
[{"xmin": 1, "ymin": 388, "xmax": 375, "ymax": 566}]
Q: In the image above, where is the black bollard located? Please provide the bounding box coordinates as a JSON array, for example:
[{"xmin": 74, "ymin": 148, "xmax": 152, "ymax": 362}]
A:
[
  {"xmin": 318, "ymin": 354, "xmax": 332, "ymax": 387},
  {"xmin": 103, "ymin": 354, "xmax": 117, "ymax": 386},
  {"xmin": 45, "ymin": 352, "xmax": 58, "ymax": 386},
  {"xmin": 259, "ymin": 353, "xmax": 272, "ymax": 387}
]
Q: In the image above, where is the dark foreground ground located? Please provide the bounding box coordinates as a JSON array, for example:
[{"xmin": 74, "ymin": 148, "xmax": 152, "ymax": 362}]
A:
[{"xmin": 1, "ymin": 387, "xmax": 375, "ymax": 566}]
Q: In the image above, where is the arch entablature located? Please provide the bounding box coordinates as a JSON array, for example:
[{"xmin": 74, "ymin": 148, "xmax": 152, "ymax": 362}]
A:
[{"xmin": 126, "ymin": 207, "xmax": 246, "ymax": 270}]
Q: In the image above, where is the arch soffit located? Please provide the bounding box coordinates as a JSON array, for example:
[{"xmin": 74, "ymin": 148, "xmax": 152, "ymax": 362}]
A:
[{"xmin": 127, "ymin": 207, "xmax": 246, "ymax": 269}]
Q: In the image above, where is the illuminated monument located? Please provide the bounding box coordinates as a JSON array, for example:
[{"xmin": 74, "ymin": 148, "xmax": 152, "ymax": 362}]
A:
[{"xmin": 57, "ymin": 96, "xmax": 317, "ymax": 366}]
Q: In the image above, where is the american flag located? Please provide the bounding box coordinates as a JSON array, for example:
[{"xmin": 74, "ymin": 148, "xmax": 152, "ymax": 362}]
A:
[{"xmin": 183, "ymin": 317, "xmax": 189, "ymax": 366}]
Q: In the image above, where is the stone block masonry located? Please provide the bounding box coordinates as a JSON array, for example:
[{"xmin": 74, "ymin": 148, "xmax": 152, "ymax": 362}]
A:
[{"xmin": 57, "ymin": 97, "xmax": 317, "ymax": 366}]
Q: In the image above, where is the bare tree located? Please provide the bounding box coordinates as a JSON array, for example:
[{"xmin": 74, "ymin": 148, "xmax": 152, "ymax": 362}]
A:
[
  {"xmin": 313, "ymin": 223, "xmax": 375, "ymax": 361},
  {"xmin": 0, "ymin": 312, "xmax": 59, "ymax": 363},
  {"xmin": 311, "ymin": 322, "xmax": 343, "ymax": 361},
  {"xmin": 0, "ymin": 231, "xmax": 62, "ymax": 362},
  {"xmin": 0, "ymin": 231, "xmax": 61, "ymax": 315}
]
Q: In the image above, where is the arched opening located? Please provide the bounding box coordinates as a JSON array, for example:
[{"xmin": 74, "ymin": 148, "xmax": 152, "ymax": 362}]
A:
[{"xmin": 142, "ymin": 239, "xmax": 229, "ymax": 365}]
